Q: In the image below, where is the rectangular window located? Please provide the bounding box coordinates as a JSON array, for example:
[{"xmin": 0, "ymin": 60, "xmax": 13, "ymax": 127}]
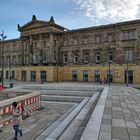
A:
[
  {"xmin": 40, "ymin": 71, "xmax": 47, "ymax": 82},
  {"xmin": 95, "ymin": 36, "xmax": 100, "ymax": 43},
  {"xmin": 123, "ymin": 30, "xmax": 136, "ymax": 40},
  {"xmin": 94, "ymin": 70, "xmax": 100, "ymax": 82},
  {"xmin": 73, "ymin": 53, "xmax": 78, "ymax": 64},
  {"xmin": 108, "ymin": 51, "xmax": 113, "ymax": 62},
  {"xmin": 72, "ymin": 70, "xmax": 77, "ymax": 81},
  {"xmin": 43, "ymin": 51, "xmax": 48, "ymax": 63},
  {"xmin": 33, "ymin": 52, "xmax": 38, "ymax": 63},
  {"xmin": 21, "ymin": 71, "xmax": 26, "ymax": 81},
  {"xmin": 74, "ymin": 39, "xmax": 77, "ymax": 45},
  {"xmin": 31, "ymin": 71, "xmax": 36, "ymax": 81},
  {"xmin": 34, "ymin": 42, "xmax": 37, "ymax": 48},
  {"xmin": 95, "ymin": 51, "xmax": 100, "ymax": 64},
  {"xmin": 108, "ymin": 34, "xmax": 113, "ymax": 42},
  {"xmin": 125, "ymin": 50, "xmax": 133, "ymax": 61},
  {"xmin": 6, "ymin": 71, "xmax": 9, "ymax": 79},
  {"xmin": 12, "ymin": 71, "xmax": 15, "ymax": 79},
  {"xmin": 83, "ymin": 70, "xmax": 88, "ymax": 81},
  {"xmin": 53, "ymin": 51, "xmax": 56, "ymax": 62},
  {"xmin": 83, "ymin": 52, "xmax": 89, "ymax": 64},
  {"xmin": 44, "ymin": 41, "xmax": 46, "ymax": 47},
  {"xmin": 63, "ymin": 53, "xmax": 68, "ymax": 64},
  {"xmin": 54, "ymin": 40, "xmax": 56, "ymax": 46},
  {"xmin": 84, "ymin": 37, "xmax": 88, "ymax": 44},
  {"xmin": 64, "ymin": 40, "xmax": 67, "ymax": 46}
]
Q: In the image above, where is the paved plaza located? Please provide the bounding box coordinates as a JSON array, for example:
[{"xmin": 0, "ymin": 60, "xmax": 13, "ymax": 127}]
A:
[{"xmin": 0, "ymin": 82, "xmax": 140, "ymax": 140}]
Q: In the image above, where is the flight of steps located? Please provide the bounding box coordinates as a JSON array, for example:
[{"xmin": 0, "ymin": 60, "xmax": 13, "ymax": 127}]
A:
[{"xmin": 22, "ymin": 85, "xmax": 108, "ymax": 140}]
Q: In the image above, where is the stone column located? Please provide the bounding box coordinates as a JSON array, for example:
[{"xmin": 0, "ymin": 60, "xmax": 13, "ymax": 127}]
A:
[
  {"xmin": 29, "ymin": 35, "xmax": 33, "ymax": 65},
  {"xmin": 20, "ymin": 37, "xmax": 25, "ymax": 66},
  {"xmin": 49, "ymin": 32, "xmax": 54, "ymax": 65},
  {"xmin": 38, "ymin": 34, "xmax": 43, "ymax": 65}
]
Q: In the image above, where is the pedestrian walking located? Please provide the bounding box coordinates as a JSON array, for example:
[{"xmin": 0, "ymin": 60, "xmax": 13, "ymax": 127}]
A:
[{"xmin": 12, "ymin": 102, "xmax": 23, "ymax": 140}]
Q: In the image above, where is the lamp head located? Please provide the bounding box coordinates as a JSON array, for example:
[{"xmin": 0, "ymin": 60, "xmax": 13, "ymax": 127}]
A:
[{"xmin": 4, "ymin": 36, "xmax": 7, "ymax": 39}]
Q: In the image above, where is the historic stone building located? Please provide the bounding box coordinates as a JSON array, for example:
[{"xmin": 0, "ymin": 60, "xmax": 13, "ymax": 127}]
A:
[{"xmin": 0, "ymin": 15, "xmax": 140, "ymax": 84}]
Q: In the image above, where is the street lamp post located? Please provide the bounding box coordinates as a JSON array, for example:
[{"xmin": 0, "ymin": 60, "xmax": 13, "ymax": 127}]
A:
[
  {"xmin": 108, "ymin": 57, "xmax": 111, "ymax": 85},
  {"xmin": 0, "ymin": 30, "xmax": 7, "ymax": 87},
  {"xmin": 108, "ymin": 40, "xmax": 111, "ymax": 86},
  {"xmin": 126, "ymin": 60, "xmax": 129, "ymax": 86},
  {"xmin": 56, "ymin": 42, "xmax": 59, "ymax": 83}
]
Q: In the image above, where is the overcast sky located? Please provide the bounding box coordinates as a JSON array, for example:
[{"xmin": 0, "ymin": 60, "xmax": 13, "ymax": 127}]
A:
[{"xmin": 1, "ymin": 0, "xmax": 140, "ymax": 39}]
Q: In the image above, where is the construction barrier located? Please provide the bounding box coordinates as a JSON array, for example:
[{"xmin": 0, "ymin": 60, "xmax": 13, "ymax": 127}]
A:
[
  {"xmin": 0, "ymin": 85, "xmax": 3, "ymax": 90},
  {"xmin": 0, "ymin": 91, "xmax": 41, "ymax": 128}
]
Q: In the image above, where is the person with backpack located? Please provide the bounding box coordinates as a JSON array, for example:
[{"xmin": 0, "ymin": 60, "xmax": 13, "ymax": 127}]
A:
[{"xmin": 12, "ymin": 102, "xmax": 23, "ymax": 140}]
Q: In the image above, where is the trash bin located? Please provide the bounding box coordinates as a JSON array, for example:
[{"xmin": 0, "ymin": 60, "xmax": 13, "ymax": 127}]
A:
[{"xmin": 10, "ymin": 83, "xmax": 13, "ymax": 88}]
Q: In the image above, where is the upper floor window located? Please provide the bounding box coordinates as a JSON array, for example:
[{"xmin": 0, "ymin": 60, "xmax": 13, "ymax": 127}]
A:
[
  {"xmin": 54, "ymin": 40, "xmax": 56, "ymax": 46},
  {"xmin": 95, "ymin": 51, "xmax": 100, "ymax": 64},
  {"xmin": 108, "ymin": 50, "xmax": 113, "ymax": 62},
  {"xmin": 33, "ymin": 52, "xmax": 38, "ymax": 63},
  {"xmin": 64, "ymin": 40, "xmax": 67, "ymax": 46},
  {"xmin": 122, "ymin": 30, "xmax": 136, "ymax": 40},
  {"xmin": 74, "ymin": 39, "xmax": 77, "ymax": 45},
  {"xmin": 53, "ymin": 51, "xmax": 56, "ymax": 62},
  {"xmin": 95, "ymin": 35, "xmax": 100, "ymax": 43},
  {"xmin": 84, "ymin": 37, "xmax": 88, "ymax": 44},
  {"xmin": 83, "ymin": 52, "xmax": 89, "ymax": 64},
  {"xmin": 43, "ymin": 51, "xmax": 48, "ymax": 63},
  {"xmin": 108, "ymin": 34, "xmax": 113, "ymax": 42},
  {"xmin": 44, "ymin": 41, "xmax": 46, "ymax": 47},
  {"xmin": 124, "ymin": 49, "xmax": 134, "ymax": 61},
  {"xmin": 26, "ymin": 43, "xmax": 28, "ymax": 51},
  {"xmin": 73, "ymin": 53, "xmax": 78, "ymax": 64},
  {"xmin": 63, "ymin": 53, "xmax": 68, "ymax": 64},
  {"xmin": 34, "ymin": 42, "xmax": 37, "ymax": 48}
]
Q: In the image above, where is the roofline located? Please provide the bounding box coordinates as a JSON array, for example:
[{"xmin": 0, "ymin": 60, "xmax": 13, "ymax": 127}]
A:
[
  {"xmin": 18, "ymin": 19, "xmax": 69, "ymax": 31},
  {"xmin": 4, "ymin": 38, "xmax": 21, "ymax": 42},
  {"xmin": 64, "ymin": 19, "xmax": 140, "ymax": 33}
]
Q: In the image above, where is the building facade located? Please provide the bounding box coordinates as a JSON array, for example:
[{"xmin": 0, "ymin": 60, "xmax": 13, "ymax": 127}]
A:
[{"xmin": 1, "ymin": 15, "xmax": 140, "ymax": 84}]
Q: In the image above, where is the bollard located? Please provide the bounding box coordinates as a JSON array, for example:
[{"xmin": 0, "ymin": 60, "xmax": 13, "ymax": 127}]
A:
[{"xmin": 10, "ymin": 83, "xmax": 13, "ymax": 88}]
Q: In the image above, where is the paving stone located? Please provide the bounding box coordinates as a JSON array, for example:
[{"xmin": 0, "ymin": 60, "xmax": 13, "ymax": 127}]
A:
[
  {"xmin": 103, "ymin": 114, "xmax": 112, "ymax": 120},
  {"xmin": 112, "ymin": 119, "xmax": 126, "ymax": 128},
  {"xmin": 127, "ymin": 128, "xmax": 140, "ymax": 136},
  {"xmin": 130, "ymin": 136, "xmax": 140, "ymax": 140},
  {"xmin": 112, "ymin": 127, "xmax": 129, "ymax": 140},
  {"xmin": 102, "ymin": 119, "xmax": 112, "ymax": 125},
  {"xmin": 98, "ymin": 132, "xmax": 111, "ymax": 140},
  {"xmin": 126, "ymin": 121, "xmax": 137, "ymax": 129},
  {"xmin": 100, "ymin": 124, "xmax": 111, "ymax": 133}
]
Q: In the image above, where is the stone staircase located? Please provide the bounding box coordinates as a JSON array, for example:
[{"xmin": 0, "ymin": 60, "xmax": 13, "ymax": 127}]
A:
[{"xmin": 22, "ymin": 85, "xmax": 108, "ymax": 140}]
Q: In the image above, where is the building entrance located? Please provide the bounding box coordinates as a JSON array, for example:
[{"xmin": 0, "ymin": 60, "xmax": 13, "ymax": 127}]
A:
[
  {"xmin": 21, "ymin": 71, "xmax": 26, "ymax": 81},
  {"xmin": 124, "ymin": 70, "xmax": 133, "ymax": 84}
]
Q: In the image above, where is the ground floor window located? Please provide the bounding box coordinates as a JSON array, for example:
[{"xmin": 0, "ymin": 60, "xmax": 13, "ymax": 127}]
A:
[
  {"xmin": 6, "ymin": 71, "xmax": 9, "ymax": 79},
  {"xmin": 107, "ymin": 70, "xmax": 113, "ymax": 83},
  {"xmin": 94, "ymin": 70, "xmax": 100, "ymax": 82},
  {"xmin": 83, "ymin": 70, "xmax": 88, "ymax": 81},
  {"xmin": 72, "ymin": 70, "xmax": 77, "ymax": 81},
  {"xmin": 12, "ymin": 71, "xmax": 15, "ymax": 79},
  {"xmin": 31, "ymin": 71, "xmax": 36, "ymax": 81},
  {"xmin": 124, "ymin": 70, "xmax": 133, "ymax": 84},
  {"xmin": 40, "ymin": 71, "xmax": 47, "ymax": 82},
  {"xmin": 21, "ymin": 71, "xmax": 26, "ymax": 81}
]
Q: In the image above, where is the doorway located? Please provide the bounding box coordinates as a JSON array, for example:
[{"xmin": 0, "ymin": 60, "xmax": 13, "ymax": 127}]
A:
[{"xmin": 124, "ymin": 70, "xmax": 133, "ymax": 84}]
